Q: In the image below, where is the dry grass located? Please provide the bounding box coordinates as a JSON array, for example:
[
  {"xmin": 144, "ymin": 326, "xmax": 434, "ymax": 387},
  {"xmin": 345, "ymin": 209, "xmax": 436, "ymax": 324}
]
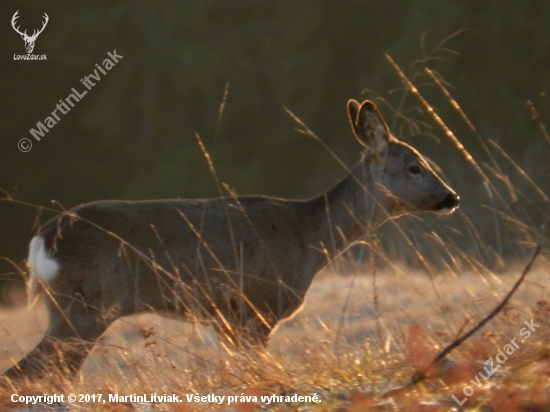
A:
[
  {"xmin": 1, "ymin": 263, "xmax": 549, "ymax": 411},
  {"xmin": 2, "ymin": 46, "xmax": 550, "ymax": 412}
]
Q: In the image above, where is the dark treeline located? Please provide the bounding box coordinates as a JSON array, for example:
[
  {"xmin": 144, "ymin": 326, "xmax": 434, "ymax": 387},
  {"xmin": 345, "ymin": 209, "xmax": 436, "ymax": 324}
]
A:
[{"xmin": 1, "ymin": 1, "xmax": 549, "ymax": 297}]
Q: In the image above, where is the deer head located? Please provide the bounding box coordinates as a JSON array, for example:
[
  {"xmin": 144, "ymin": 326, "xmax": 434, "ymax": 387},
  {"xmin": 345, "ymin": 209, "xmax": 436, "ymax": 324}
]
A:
[
  {"xmin": 11, "ymin": 11, "xmax": 49, "ymax": 54},
  {"xmin": 347, "ymin": 99, "xmax": 459, "ymax": 218}
]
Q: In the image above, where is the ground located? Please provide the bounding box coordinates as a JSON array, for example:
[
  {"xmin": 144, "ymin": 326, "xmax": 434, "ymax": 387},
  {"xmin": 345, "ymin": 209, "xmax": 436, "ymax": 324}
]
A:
[{"xmin": 1, "ymin": 263, "xmax": 549, "ymax": 411}]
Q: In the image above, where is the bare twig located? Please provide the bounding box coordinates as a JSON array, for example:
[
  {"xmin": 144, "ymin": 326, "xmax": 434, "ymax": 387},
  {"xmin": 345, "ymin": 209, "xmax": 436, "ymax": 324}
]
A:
[{"xmin": 382, "ymin": 218, "xmax": 546, "ymax": 396}]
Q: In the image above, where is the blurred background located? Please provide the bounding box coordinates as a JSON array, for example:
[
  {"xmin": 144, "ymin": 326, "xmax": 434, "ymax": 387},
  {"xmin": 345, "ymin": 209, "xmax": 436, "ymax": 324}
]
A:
[{"xmin": 1, "ymin": 0, "xmax": 549, "ymax": 302}]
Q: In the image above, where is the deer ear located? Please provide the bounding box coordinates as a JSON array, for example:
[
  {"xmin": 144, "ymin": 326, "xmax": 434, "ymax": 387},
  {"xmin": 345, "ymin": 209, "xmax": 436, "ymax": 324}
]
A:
[
  {"xmin": 347, "ymin": 99, "xmax": 361, "ymax": 139},
  {"xmin": 355, "ymin": 100, "xmax": 390, "ymax": 158}
]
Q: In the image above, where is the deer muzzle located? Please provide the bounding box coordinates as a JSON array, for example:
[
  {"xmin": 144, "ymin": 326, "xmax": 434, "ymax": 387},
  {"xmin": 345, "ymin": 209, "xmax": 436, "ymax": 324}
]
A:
[{"xmin": 435, "ymin": 192, "xmax": 460, "ymax": 213}]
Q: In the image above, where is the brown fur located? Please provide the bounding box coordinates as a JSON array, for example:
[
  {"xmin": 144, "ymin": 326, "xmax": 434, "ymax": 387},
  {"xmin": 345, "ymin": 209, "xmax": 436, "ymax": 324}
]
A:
[{"xmin": 3, "ymin": 100, "xmax": 459, "ymax": 380}]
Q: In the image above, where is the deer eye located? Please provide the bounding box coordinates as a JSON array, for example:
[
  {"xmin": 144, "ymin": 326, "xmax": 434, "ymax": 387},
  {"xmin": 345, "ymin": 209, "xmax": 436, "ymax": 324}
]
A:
[{"xmin": 408, "ymin": 165, "xmax": 422, "ymax": 175}]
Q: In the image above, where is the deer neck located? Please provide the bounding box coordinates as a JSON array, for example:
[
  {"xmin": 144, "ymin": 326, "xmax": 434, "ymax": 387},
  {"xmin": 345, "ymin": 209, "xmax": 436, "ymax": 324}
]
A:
[{"xmin": 303, "ymin": 157, "xmax": 388, "ymax": 261}]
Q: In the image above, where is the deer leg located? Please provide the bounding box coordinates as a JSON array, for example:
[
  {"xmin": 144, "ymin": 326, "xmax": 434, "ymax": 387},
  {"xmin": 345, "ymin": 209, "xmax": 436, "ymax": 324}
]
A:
[
  {"xmin": 4, "ymin": 298, "xmax": 116, "ymax": 381},
  {"xmin": 215, "ymin": 314, "xmax": 274, "ymax": 348},
  {"xmin": 243, "ymin": 318, "xmax": 273, "ymax": 347}
]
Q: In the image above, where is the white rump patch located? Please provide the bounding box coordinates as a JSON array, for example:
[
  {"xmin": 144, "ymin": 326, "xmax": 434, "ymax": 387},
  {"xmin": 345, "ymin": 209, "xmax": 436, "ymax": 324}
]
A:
[
  {"xmin": 27, "ymin": 236, "xmax": 59, "ymax": 305},
  {"xmin": 28, "ymin": 236, "xmax": 59, "ymax": 282}
]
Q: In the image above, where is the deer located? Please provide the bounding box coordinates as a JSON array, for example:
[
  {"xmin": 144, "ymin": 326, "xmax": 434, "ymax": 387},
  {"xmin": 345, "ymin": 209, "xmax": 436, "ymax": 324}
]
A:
[
  {"xmin": 3, "ymin": 100, "xmax": 459, "ymax": 381},
  {"xmin": 11, "ymin": 11, "xmax": 49, "ymax": 54}
]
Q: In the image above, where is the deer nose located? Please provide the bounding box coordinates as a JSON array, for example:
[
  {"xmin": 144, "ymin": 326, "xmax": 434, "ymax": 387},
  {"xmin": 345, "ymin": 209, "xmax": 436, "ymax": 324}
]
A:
[
  {"xmin": 449, "ymin": 192, "xmax": 460, "ymax": 207},
  {"xmin": 437, "ymin": 192, "xmax": 460, "ymax": 211}
]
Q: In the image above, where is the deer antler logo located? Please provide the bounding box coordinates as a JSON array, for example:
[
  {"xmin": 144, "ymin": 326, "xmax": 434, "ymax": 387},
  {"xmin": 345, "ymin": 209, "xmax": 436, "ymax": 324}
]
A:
[{"xmin": 11, "ymin": 11, "xmax": 49, "ymax": 54}]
